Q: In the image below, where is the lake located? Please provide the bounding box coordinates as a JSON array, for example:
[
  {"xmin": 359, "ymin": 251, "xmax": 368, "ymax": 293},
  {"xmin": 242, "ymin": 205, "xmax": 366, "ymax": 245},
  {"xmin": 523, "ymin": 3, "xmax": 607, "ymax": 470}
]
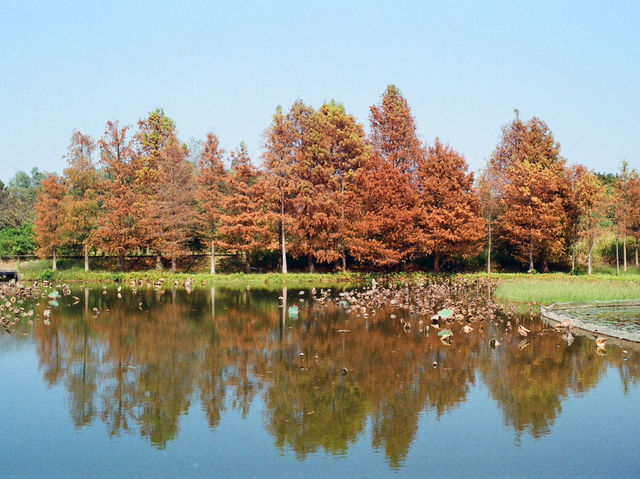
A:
[{"xmin": 1, "ymin": 282, "xmax": 639, "ymax": 478}]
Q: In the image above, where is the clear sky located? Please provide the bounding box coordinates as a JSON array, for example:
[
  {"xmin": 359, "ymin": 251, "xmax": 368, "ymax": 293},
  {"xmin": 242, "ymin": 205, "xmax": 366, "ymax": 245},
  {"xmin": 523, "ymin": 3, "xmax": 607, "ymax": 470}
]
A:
[{"xmin": 1, "ymin": 0, "xmax": 638, "ymax": 182}]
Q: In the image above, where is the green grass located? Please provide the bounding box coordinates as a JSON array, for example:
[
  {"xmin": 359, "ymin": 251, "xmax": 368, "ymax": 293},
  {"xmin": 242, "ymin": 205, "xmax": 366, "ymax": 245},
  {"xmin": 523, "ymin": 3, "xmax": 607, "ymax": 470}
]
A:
[
  {"xmin": 492, "ymin": 274, "xmax": 640, "ymax": 304},
  {"xmin": 14, "ymin": 260, "xmax": 370, "ymax": 289},
  {"xmin": 14, "ymin": 259, "xmax": 640, "ymax": 302}
]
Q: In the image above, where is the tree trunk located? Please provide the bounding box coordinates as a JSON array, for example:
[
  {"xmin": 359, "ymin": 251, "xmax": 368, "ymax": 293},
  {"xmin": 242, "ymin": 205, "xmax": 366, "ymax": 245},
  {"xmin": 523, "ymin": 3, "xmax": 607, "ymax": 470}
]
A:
[
  {"xmin": 528, "ymin": 248, "xmax": 534, "ymax": 272},
  {"xmin": 119, "ymin": 255, "xmax": 125, "ymax": 272},
  {"xmin": 339, "ymin": 178, "xmax": 346, "ymax": 273},
  {"xmin": 171, "ymin": 256, "xmax": 176, "ymax": 274},
  {"xmin": 210, "ymin": 287, "xmax": 216, "ymax": 322},
  {"xmin": 588, "ymin": 240, "xmax": 593, "ymax": 275},
  {"xmin": 84, "ymin": 244, "xmax": 89, "ymax": 272},
  {"xmin": 52, "ymin": 248, "xmax": 57, "ymax": 272},
  {"xmin": 433, "ymin": 251, "xmax": 440, "ymax": 273},
  {"xmin": 616, "ymin": 237, "xmax": 620, "ymax": 275},
  {"xmin": 542, "ymin": 257, "xmax": 549, "ymax": 273},
  {"xmin": 280, "ymin": 287, "xmax": 287, "ymax": 341},
  {"xmin": 571, "ymin": 243, "xmax": 575, "ymax": 272},
  {"xmin": 210, "ymin": 240, "xmax": 216, "ymax": 275},
  {"xmin": 487, "ymin": 220, "xmax": 492, "ymax": 274},
  {"xmin": 636, "ymin": 238, "xmax": 639, "ymax": 267},
  {"xmin": 155, "ymin": 254, "xmax": 162, "ymax": 271},
  {"xmin": 244, "ymin": 251, "xmax": 251, "ymax": 274},
  {"xmin": 623, "ymin": 235, "xmax": 627, "ymax": 272},
  {"xmin": 308, "ymin": 255, "xmax": 315, "ymax": 273},
  {"xmin": 281, "ymin": 206, "xmax": 287, "ymax": 274}
]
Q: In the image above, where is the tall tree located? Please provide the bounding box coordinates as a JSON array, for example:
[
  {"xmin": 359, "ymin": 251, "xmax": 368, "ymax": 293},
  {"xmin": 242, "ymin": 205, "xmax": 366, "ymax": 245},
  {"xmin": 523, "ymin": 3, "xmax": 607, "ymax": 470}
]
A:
[
  {"xmin": 414, "ymin": 139, "xmax": 485, "ymax": 272},
  {"xmin": 262, "ymin": 102, "xmax": 311, "ymax": 273},
  {"xmin": 145, "ymin": 137, "xmax": 196, "ymax": 273},
  {"xmin": 196, "ymin": 132, "xmax": 227, "ymax": 275},
  {"xmin": 34, "ymin": 174, "xmax": 68, "ymax": 271},
  {"xmin": 135, "ymin": 108, "xmax": 178, "ymax": 264},
  {"xmin": 218, "ymin": 144, "xmax": 271, "ymax": 273},
  {"xmin": 628, "ymin": 173, "xmax": 640, "ymax": 267},
  {"xmin": 490, "ymin": 116, "xmax": 567, "ymax": 272},
  {"xmin": 292, "ymin": 101, "xmax": 367, "ymax": 271},
  {"xmin": 61, "ymin": 131, "xmax": 99, "ymax": 271},
  {"xmin": 350, "ymin": 85, "xmax": 423, "ymax": 268},
  {"xmin": 614, "ymin": 162, "xmax": 640, "ymax": 272},
  {"xmin": 570, "ymin": 167, "xmax": 605, "ymax": 274},
  {"xmin": 368, "ymin": 85, "xmax": 424, "ymax": 177},
  {"xmin": 477, "ymin": 167, "xmax": 502, "ymax": 273},
  {"xmin": 95, "ymin": 121, "xmax": 140, "ymax": 270}
]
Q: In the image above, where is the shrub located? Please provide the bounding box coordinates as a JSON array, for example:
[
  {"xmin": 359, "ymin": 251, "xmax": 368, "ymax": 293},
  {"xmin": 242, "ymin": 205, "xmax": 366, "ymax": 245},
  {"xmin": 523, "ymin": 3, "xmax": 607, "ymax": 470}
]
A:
[{"xmin": 40, "ymin": 269, "xmax": 54, "ymax": 281}]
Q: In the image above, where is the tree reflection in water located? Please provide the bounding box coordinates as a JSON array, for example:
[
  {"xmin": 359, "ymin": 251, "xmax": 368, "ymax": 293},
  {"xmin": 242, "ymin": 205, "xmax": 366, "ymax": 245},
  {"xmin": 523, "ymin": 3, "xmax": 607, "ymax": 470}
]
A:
[{"xmin": 30, "ymin": 285, "xmax": 640, "ymax": 463}]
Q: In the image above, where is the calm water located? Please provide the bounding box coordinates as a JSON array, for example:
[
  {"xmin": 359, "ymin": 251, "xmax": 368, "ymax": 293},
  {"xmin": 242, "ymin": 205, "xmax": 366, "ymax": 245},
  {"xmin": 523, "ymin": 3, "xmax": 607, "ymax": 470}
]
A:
[{"xmin": 1, "ymin": 285, "xmax": 640, "ymax": 478}]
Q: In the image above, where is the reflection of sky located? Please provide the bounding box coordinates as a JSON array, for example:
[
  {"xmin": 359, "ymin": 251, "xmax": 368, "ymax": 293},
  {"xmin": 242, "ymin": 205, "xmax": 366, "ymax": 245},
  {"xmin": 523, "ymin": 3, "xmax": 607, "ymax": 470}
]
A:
[{"xmin": 2, "ymin": 335, "xmax": 640, "ymax": 478}]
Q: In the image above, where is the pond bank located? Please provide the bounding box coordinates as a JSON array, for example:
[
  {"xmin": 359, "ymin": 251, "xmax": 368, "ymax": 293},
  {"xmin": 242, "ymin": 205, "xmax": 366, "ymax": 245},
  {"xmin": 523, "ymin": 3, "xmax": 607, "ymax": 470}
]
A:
[{"xmin": 11, "ymin": 260, "xmax": 640, "ymax": 304}]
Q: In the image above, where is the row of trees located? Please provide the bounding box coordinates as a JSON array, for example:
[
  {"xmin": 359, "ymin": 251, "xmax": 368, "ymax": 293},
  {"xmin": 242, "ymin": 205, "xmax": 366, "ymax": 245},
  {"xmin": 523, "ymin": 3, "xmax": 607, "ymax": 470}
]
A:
[{"xmin": 28, "ymin": 86, "xmax": 640, "ymax": 273}]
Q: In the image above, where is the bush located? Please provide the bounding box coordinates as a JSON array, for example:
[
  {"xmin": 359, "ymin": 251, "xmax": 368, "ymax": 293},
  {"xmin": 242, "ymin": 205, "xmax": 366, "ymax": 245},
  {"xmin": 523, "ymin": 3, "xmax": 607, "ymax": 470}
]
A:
[
  {"xmin": 0, "ymin": 223, "xmax": 36, "ymax": 257},
  {"xmin": 40, "ymin": 269, "xmax": 54, "ymax": 281}
]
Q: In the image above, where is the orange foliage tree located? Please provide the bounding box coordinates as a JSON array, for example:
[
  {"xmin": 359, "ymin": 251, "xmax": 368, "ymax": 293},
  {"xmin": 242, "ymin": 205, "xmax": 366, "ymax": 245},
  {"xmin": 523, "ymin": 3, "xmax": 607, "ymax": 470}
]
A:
[
  {"xmin": 491, "ymin": 116, "xmax": 567, "ymax": 272},
  {"xmin": 291, "ymin": 101, "xmax": 368, "ymax": 271},
  {"xmin": 262, "ymin": 103, "xmax": 310, "ymax": 273},
  {"xmin": 196, "ymin": 132, "xmax": 227, "ymax": 274},
  {"xmin": 569, "ymin": 167, "xmax": 605, "ymax": 274},
  {"xmin": 350, "ymin": 85, "xmax": 423, "ymax": 268},
  {"xmin": 95, "ymin": 121, "xmax": 140, "ymax": 271},
  {"xmin": 414, "ymin": 139, "xmax": 485, "ymax": 271},
  {"xmin": 614, "ymin": 162, "xmax": 640, "ymax": 272},
  {"xmin": 145, "ymin": 137, "xmax": 196, "ymax": 273},
  {"xmin": 34, "ymin": 174, "xmax": 68, "ymax": 270},
  {"xmin": 218, "ymin": 144, "xmax": 271, "ymax": 273},
  {"xmin": 627, "ymin": 171, "xmax": 640, "ymax": 266}
]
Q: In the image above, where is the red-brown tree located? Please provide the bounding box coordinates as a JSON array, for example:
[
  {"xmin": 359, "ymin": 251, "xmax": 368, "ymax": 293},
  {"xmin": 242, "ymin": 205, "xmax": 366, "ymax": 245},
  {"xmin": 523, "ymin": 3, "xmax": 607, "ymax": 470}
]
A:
[
  {"xmin": 95, "ymin": 121, "xmax": 140, "ymax": 271},
  {"xmin": 568, "ymin": 166, "xmax": 605, "ymax": 274},
  {"xmin": 292, "ymin": 101, "xmax": 368, "ymax": 271},
  {"xmin": 144, "ymin": 137, "xmax": 196, "ymax": 273},
  {"xmin": 490, "ymin": 115, "xmax": 567, "ymax": 272},
  {"xmin": 218, "ymin": 144, "xmax": 271, "ymax": 273},
  {"xmin": 34, "ymin": 174, "xmax": 68, "ymax": 270},
  {"xmin": 414, "ymin": 139, "xmax": 485, "ymax": 272},
  {"xmin": 262, "ymin": 102, "xmax": 311, "ymax": 272},
  {"xmin": 196, "ymin": 132, "xmax": 228, "ymax": 274},
  {"xmin": 350, "ymin": 85, "xmax": 423, "ymax": 268}
]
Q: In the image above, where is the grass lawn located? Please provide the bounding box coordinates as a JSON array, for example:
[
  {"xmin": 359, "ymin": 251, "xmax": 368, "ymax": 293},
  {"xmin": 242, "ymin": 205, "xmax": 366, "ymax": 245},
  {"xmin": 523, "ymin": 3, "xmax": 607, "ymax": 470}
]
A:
[
  {"xmin": 11, "ymin": 259, "xmax": 370, "ymax": 289},
  {"xmin": 10, "ymin": 259, "xmax": 640, "ymax": 303},
  {"xmin": 490, "ymin": 273, "xmax": 640, "ymax": 304}
]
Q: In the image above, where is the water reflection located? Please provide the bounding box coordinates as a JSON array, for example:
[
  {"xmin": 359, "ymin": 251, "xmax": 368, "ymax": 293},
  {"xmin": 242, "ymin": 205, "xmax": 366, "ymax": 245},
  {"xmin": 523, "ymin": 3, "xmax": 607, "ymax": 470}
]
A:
[{"xmin": 19, "ymin": 286, "xmax": 640, "ymax": 465}]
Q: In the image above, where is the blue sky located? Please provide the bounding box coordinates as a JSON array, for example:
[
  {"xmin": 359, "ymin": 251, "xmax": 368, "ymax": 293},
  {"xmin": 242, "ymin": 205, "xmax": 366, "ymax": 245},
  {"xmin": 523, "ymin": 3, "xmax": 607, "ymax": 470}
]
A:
[{"xmin": 1, "ymin": 0, "xmax": 638, "ymax": 182}]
